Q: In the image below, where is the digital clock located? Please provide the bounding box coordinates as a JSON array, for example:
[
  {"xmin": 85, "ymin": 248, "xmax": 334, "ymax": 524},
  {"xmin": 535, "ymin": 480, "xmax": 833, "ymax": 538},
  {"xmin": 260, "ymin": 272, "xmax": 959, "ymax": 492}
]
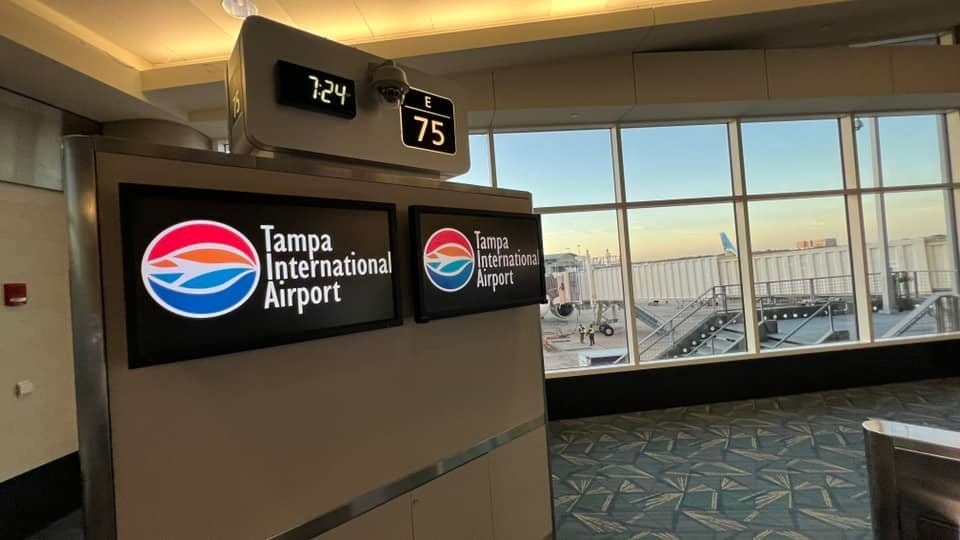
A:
[{"xmin": 275, "ymin": 60, "xmax": 357, "ymax": 119}]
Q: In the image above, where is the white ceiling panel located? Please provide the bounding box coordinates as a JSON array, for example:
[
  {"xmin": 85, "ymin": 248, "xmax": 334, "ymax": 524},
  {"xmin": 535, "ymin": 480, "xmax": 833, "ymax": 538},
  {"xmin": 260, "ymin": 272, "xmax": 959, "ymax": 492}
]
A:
[
  {"xmin": 426, "ymin": 0, "xmax": 552, "ymax": 30},
  {"xmin": 185, "ymin": 0, "xmax": 298, "ymax": 39},
  {"xmin": 278, "ymin": 0, "xmax": 373, "ymax": 42},
  {"xmin": 353, "ymin": 0, "xmax": 433, "ymax": 37},
  {"xmin": 39, "ymin": 0, "xmax": 232, "ymax": 64}
]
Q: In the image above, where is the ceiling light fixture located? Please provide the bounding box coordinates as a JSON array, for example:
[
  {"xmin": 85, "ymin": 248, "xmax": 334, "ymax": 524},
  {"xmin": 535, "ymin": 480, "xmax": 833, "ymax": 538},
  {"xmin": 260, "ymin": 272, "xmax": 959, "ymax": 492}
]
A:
[{"xmin": 221, "ymin": 0, "xmax": 258, "ymax": 19}]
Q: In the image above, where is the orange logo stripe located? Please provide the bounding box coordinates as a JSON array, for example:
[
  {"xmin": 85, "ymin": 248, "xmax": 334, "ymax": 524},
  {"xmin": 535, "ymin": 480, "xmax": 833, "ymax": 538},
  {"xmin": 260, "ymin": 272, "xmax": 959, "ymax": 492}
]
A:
[{"xmin": 176, "ymin": 248, "xmax": 251, "ymax": 265}]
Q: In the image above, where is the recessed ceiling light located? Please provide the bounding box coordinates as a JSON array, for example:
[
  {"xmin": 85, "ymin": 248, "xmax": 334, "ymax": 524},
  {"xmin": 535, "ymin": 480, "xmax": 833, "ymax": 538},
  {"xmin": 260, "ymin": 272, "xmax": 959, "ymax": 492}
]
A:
[
  {"xmin": 570, "ymin": 113, "xmax": 581, "ymax": 119},
  {"xmin": 222, "ymin": 0, "xmax": 258, "ymax": 19}
]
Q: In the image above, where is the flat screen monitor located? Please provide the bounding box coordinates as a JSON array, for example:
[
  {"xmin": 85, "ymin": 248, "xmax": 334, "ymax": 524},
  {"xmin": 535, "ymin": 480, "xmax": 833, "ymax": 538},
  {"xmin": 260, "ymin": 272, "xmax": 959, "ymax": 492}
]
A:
[
  {"xmin": 120, "ymin": 184, "xmax": 401, "ymax": 367},
  {"xmin": 410, "ymin": 206, "xmax": 545, "ymax": 322}
]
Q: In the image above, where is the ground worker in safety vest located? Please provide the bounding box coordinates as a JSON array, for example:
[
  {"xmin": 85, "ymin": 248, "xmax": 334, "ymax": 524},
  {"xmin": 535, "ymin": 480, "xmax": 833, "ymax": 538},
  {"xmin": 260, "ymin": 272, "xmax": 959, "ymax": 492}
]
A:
[
  {"xmin": 587, "ymin": 324, "xmax": 596, "ymax": 346},
  {"xmin": 577, "ymin": 324, "xmax": 585, "ymax": 344}
]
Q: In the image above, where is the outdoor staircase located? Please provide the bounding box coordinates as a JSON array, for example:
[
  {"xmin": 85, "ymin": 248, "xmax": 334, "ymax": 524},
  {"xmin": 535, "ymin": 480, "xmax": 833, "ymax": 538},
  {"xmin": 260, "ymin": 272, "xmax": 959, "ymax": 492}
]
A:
[
  {"xmin": 636, "ymin": 286, "xmax": 742, "ymax": 360},
  {"xmin": 663, "ymin": 312, "xmax": 745, "ymax": 358}
]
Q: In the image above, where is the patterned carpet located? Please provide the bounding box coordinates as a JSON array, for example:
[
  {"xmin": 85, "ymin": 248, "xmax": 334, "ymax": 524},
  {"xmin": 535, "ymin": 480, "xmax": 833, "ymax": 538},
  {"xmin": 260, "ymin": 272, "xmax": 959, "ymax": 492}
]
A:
[{"xmin": 549, "ymin": 377, "xmax": 960, "ymax": 539}]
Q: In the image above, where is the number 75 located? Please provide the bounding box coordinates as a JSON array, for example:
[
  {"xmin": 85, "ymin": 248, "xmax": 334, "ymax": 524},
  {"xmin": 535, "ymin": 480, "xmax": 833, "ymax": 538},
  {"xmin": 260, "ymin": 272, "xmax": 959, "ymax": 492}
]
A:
[{"xmin": 413, "ymin": 115, "xmax": 445, "ymax": 146}]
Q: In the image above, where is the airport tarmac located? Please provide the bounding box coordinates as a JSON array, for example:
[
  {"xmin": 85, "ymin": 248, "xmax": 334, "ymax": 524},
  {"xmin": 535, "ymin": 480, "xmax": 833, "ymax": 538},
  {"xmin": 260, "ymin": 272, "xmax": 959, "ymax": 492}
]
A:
[{"xmin": 542, "ymin": 303, "xmax": 943, "ymax": 372}]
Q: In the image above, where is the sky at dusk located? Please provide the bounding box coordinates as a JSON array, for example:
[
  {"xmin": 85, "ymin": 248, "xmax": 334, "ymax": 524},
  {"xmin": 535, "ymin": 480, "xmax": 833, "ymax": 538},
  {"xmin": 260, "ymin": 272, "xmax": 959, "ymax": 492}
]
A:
[{"xmin": 451, "ymin": 116, "xmax": 952, "ymax": 260}]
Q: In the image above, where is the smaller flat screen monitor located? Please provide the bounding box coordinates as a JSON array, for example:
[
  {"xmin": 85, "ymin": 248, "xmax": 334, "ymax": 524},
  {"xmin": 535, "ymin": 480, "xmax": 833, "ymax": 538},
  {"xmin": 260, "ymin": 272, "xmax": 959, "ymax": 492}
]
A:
[{"xmin": 410, "ymin": 206, "xmax": 546, "ymax": 322}]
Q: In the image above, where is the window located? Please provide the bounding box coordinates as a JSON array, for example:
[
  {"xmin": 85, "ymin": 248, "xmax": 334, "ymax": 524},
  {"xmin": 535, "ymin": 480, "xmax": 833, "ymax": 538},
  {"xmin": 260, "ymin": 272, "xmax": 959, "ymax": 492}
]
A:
[
  {"xmin": 862, "ymin": 190, "xmax": 959, "ymax": 338},
  {"xmin": 450, "ymin": 133, "xmax": 492, "ymax": 186},
  {"xmin": 494, "ymin": 129, "xmax": 616, "ymax": 207},
  {"xmin": 856, "ymin": 115, "xmax": 947, "ymax": 187},
  {"xmin": 628, "ymin": 204, "xmax": 745, "ymax": 361},
  {"xmin": 621, "ymin": 124, "xmax": 732, "ymax": 200},
  {"xmin": 748, "ymin": 196, "xmax": 858, "ymax": 350},
  {"xmin": 476, "ymin": 112, "xmax": 959, "ymax": 377},
  {"xmin": 741, "ymin": 119, "xmax": 843, "ymax": 194},
  {"xmin": 540, "ymin": 211, "xmax": 627, "ymax": 372}
]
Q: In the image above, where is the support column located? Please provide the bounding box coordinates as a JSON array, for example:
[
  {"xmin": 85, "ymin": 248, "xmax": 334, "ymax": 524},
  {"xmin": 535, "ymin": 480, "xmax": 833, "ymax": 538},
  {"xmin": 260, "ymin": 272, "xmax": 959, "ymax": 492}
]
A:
[
  {"xmin": 841, "ymin": 115, "xmax": 874, "ymax": 343},
  {"xmin": 868, "ymin": 117, "xmax": 895, "ymax": 314},
  {"xmin": 611, "ymin": 127, "xmax": 639, "ymax": 365},
  {"xmin": 940, "ymin": 113, "xmax": 960, "ymax": 295},
  {"xmin": 487, "ymin": 130, "xmax": 498, "ymax": 188},
  {"xmin": 728, "ymin": 121, "xmax": 761, "ymax": 354}
]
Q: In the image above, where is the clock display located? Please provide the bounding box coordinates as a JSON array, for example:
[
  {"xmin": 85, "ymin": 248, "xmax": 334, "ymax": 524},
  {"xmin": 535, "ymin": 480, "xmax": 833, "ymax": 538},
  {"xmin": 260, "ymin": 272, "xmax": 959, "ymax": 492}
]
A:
[{"xmin": 275, "ymin": 60, "xmax": 357, "ymax": 119}]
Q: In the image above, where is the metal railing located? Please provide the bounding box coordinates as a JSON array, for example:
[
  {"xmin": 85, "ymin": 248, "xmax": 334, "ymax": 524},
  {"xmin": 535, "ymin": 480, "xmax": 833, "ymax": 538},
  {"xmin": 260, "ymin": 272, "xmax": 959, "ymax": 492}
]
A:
[
  {"xmin": 754, "ymin": 275, "xmax": 854, "ymax": 303},
  {"xmin": 881, "ymin": 292, "xmax": 960, "ymax": 338},
  {"xmin": 635, "ymin": 285, "xmax": 740, "ymax": 360},
  {"xmin": 767, "ymin": 301, "xmax": 835, "ymax": 350},
  {"xmin": 868, "ymin": 270, "xmax": 958, "ymax": 298},
  {"xmin": 685, "ymin": 311, "xmax": 744, "ymax": 357}
]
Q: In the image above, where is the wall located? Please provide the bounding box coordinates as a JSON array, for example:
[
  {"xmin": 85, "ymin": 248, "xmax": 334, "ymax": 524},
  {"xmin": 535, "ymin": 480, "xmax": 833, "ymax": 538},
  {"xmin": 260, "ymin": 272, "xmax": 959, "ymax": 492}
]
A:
[
  {"xmin": 0, "ymin": 89, "xmax": 63, "ymax": 191},
  {"xmin": 452, "ymin": 46, "xmax": 960, "ymax": 128},
  {"xmin": 0, "ymin": 88, "xmax": 97, "ymax": 535},
  {"xmin": 546, "ymin": 338, "xmax": 960, "ymax": 420},
  {"xmin": 0, "ymin": 88, "xmax": 91, "ymax": 484},
  {"xmin": 0, "ymin": 181, "xmax": 76, "ymax": 483}
]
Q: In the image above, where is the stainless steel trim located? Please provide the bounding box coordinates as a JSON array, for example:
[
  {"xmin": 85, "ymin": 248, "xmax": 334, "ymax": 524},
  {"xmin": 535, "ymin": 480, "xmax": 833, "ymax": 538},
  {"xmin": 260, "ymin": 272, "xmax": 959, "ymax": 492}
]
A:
[
  {"xmin": 85, "ymin": 135, "xmax": 532, "ymax": 200},
  {"xmin": 863, "ymin": 420, "xmax": 899, "ymax": 539},
  {"xmin": 611, "ymin": 126, "xmax": 639, "ymax": 366},
  {"xmin": 864, "ymin": 419, "xmax": 960, "ymax": 539},
  {"xmin": 268, "ymin": 415, "xmax": 546, "ymax": 540},
  {"xmin": 64, "ymin": 136, "xmax": 117, "ymax": 540},
  {"xmin": 0, "ymin": 178, "xmax": 64, "ymax": 193}
]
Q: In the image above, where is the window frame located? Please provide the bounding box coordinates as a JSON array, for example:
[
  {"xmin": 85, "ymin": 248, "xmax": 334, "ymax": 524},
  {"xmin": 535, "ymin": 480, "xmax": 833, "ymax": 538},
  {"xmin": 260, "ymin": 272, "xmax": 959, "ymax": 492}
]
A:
[{"xmin": 470, "ymin": 109, "xmax": 960, "ymax": 378}]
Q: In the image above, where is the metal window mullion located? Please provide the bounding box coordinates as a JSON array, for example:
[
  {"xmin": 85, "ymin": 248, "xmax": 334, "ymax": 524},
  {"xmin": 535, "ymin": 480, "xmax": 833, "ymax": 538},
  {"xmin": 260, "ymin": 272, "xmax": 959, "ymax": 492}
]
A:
[
  {"xmin": 611, "ymin": 126, "xmax": 639, "ymax": 366},
  {"xmin": 487, "ymin": 130, "xmax": 498, "ymax": 188},
  {"xmin": 942, "ymin": 112, "xmax": 960, "ymax": 291},
  {"xmin": 840, "ymin": 115, "xmax": 875, "ymax": 343},
  {"xmin": 868, "ymin": 116, "xmax": 896, "ymax": 317},
  {"xmin": 728, "ymin": 121, "xmax": 761, "ymax": 354}
]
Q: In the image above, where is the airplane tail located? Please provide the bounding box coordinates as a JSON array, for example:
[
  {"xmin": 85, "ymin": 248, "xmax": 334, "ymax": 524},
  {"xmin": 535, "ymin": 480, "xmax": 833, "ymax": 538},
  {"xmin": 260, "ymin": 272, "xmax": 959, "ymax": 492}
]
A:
[{"xmin": 720, "ymin": 232, "xmax": 737, "ymax": 255}]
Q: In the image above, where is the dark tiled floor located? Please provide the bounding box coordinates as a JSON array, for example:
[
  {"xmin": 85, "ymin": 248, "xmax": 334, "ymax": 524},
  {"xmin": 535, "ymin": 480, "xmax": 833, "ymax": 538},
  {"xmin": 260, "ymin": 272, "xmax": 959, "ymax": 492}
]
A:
[
  {"xmin": 33, "ymin": 378, "xmax": 960, "ymax": 539},
  {"xmin": 550, "ymin": 377, "xmax": 960, "ymax": 539}
]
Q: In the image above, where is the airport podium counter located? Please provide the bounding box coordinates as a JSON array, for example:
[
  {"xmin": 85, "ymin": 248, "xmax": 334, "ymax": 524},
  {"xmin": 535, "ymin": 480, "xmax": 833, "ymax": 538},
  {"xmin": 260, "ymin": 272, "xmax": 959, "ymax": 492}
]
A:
[{"xmin": 65, "ymin": 136, "xmax": 554, "ymax": 540}]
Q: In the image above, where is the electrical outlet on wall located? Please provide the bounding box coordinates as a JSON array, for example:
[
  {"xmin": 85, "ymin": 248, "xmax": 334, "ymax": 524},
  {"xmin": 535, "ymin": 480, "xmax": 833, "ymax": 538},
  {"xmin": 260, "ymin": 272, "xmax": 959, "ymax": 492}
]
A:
[{"xmin": 14, "ymin": 380, "xmax": 35, "ymax": 398}]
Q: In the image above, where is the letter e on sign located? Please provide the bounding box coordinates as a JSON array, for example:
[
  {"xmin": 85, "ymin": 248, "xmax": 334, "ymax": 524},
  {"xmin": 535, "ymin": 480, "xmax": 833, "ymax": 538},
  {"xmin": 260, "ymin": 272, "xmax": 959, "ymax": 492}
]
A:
[{"xmin": 400, "ymin": 88, "xmax": 456, "ymax": 155}]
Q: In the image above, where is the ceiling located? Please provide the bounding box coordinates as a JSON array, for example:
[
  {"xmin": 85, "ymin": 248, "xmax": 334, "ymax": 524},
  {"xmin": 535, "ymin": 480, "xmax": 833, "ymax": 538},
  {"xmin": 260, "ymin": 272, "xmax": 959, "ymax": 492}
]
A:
[
  {"xmin": 25, "ymin": 0, "xmax": 714, "ymax": 68},
  {"xmin": 2, "ymin": 0, "xmax": 959, "ymax": 139}
]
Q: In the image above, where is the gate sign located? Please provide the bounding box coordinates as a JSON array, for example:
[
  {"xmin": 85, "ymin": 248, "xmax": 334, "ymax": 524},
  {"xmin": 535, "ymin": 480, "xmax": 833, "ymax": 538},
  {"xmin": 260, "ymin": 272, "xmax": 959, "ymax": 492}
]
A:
[
  {"xmin": 401, "ymin": 88, "xmax": 456, "ymax": 155},
  {"xmin": 120, "ymin": 184, "xmax": 401, "ymax": 368},
  {"xmin": 410, "ymin": 206, "xmax": 545, "ymax": 322}
]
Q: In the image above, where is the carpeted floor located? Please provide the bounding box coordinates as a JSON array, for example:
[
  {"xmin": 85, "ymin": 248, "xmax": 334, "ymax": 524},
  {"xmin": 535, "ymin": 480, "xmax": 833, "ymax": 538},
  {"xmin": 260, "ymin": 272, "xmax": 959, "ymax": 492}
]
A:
[{"xmin": 549, "ymin": 377, "xmax": 960, "ymax": 539}]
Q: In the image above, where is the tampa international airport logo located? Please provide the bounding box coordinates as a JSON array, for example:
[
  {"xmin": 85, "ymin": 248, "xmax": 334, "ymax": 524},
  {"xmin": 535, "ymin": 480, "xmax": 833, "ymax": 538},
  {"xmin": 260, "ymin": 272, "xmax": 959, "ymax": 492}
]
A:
[
  {"xmin": 423, "ymin": 228, "xmax": 475, "ymax": 292},
  {"xmin": 141, "ymin": 220, "xmax": 260, "ymax": 318}
]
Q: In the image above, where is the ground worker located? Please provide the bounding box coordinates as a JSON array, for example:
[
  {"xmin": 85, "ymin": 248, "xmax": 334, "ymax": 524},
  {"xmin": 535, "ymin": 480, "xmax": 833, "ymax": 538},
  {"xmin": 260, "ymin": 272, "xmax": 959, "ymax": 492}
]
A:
[
  {"xmin": 588, "ymin": 324, "xmax": 596, "ymax": 346},
  {"xmin": 577, "ymin": 324, "xmax": 585, "ymax": 344}
]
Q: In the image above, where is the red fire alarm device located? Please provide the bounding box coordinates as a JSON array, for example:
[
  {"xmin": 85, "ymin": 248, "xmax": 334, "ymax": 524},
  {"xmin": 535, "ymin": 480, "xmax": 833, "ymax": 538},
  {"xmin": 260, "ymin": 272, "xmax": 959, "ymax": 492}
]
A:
[{"xmin": 4, "ymin": 283, "xmax": 27, "ymax": 306}]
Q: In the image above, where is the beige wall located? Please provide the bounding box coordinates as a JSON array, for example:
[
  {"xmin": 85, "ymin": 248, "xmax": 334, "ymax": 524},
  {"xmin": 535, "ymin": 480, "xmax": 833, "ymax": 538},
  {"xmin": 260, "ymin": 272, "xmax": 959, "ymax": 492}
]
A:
[
  {"xmin": 451, "ymin": 45, "xmax": 960, "ymax": 128},
  {"xmin": 76, "ymin": 149, "xmax": 551, "ymax": 539},
  {"xmin": 0, "ymin": 182, "xmax": 76, "ymax": 482}
]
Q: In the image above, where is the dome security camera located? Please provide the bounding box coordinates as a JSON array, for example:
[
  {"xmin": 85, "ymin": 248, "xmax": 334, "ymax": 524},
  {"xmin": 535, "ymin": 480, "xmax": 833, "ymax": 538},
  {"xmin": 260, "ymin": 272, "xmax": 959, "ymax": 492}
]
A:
[{"xmin": 370, "ymin": 60, "xmax": 410, "ymax": 105}]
